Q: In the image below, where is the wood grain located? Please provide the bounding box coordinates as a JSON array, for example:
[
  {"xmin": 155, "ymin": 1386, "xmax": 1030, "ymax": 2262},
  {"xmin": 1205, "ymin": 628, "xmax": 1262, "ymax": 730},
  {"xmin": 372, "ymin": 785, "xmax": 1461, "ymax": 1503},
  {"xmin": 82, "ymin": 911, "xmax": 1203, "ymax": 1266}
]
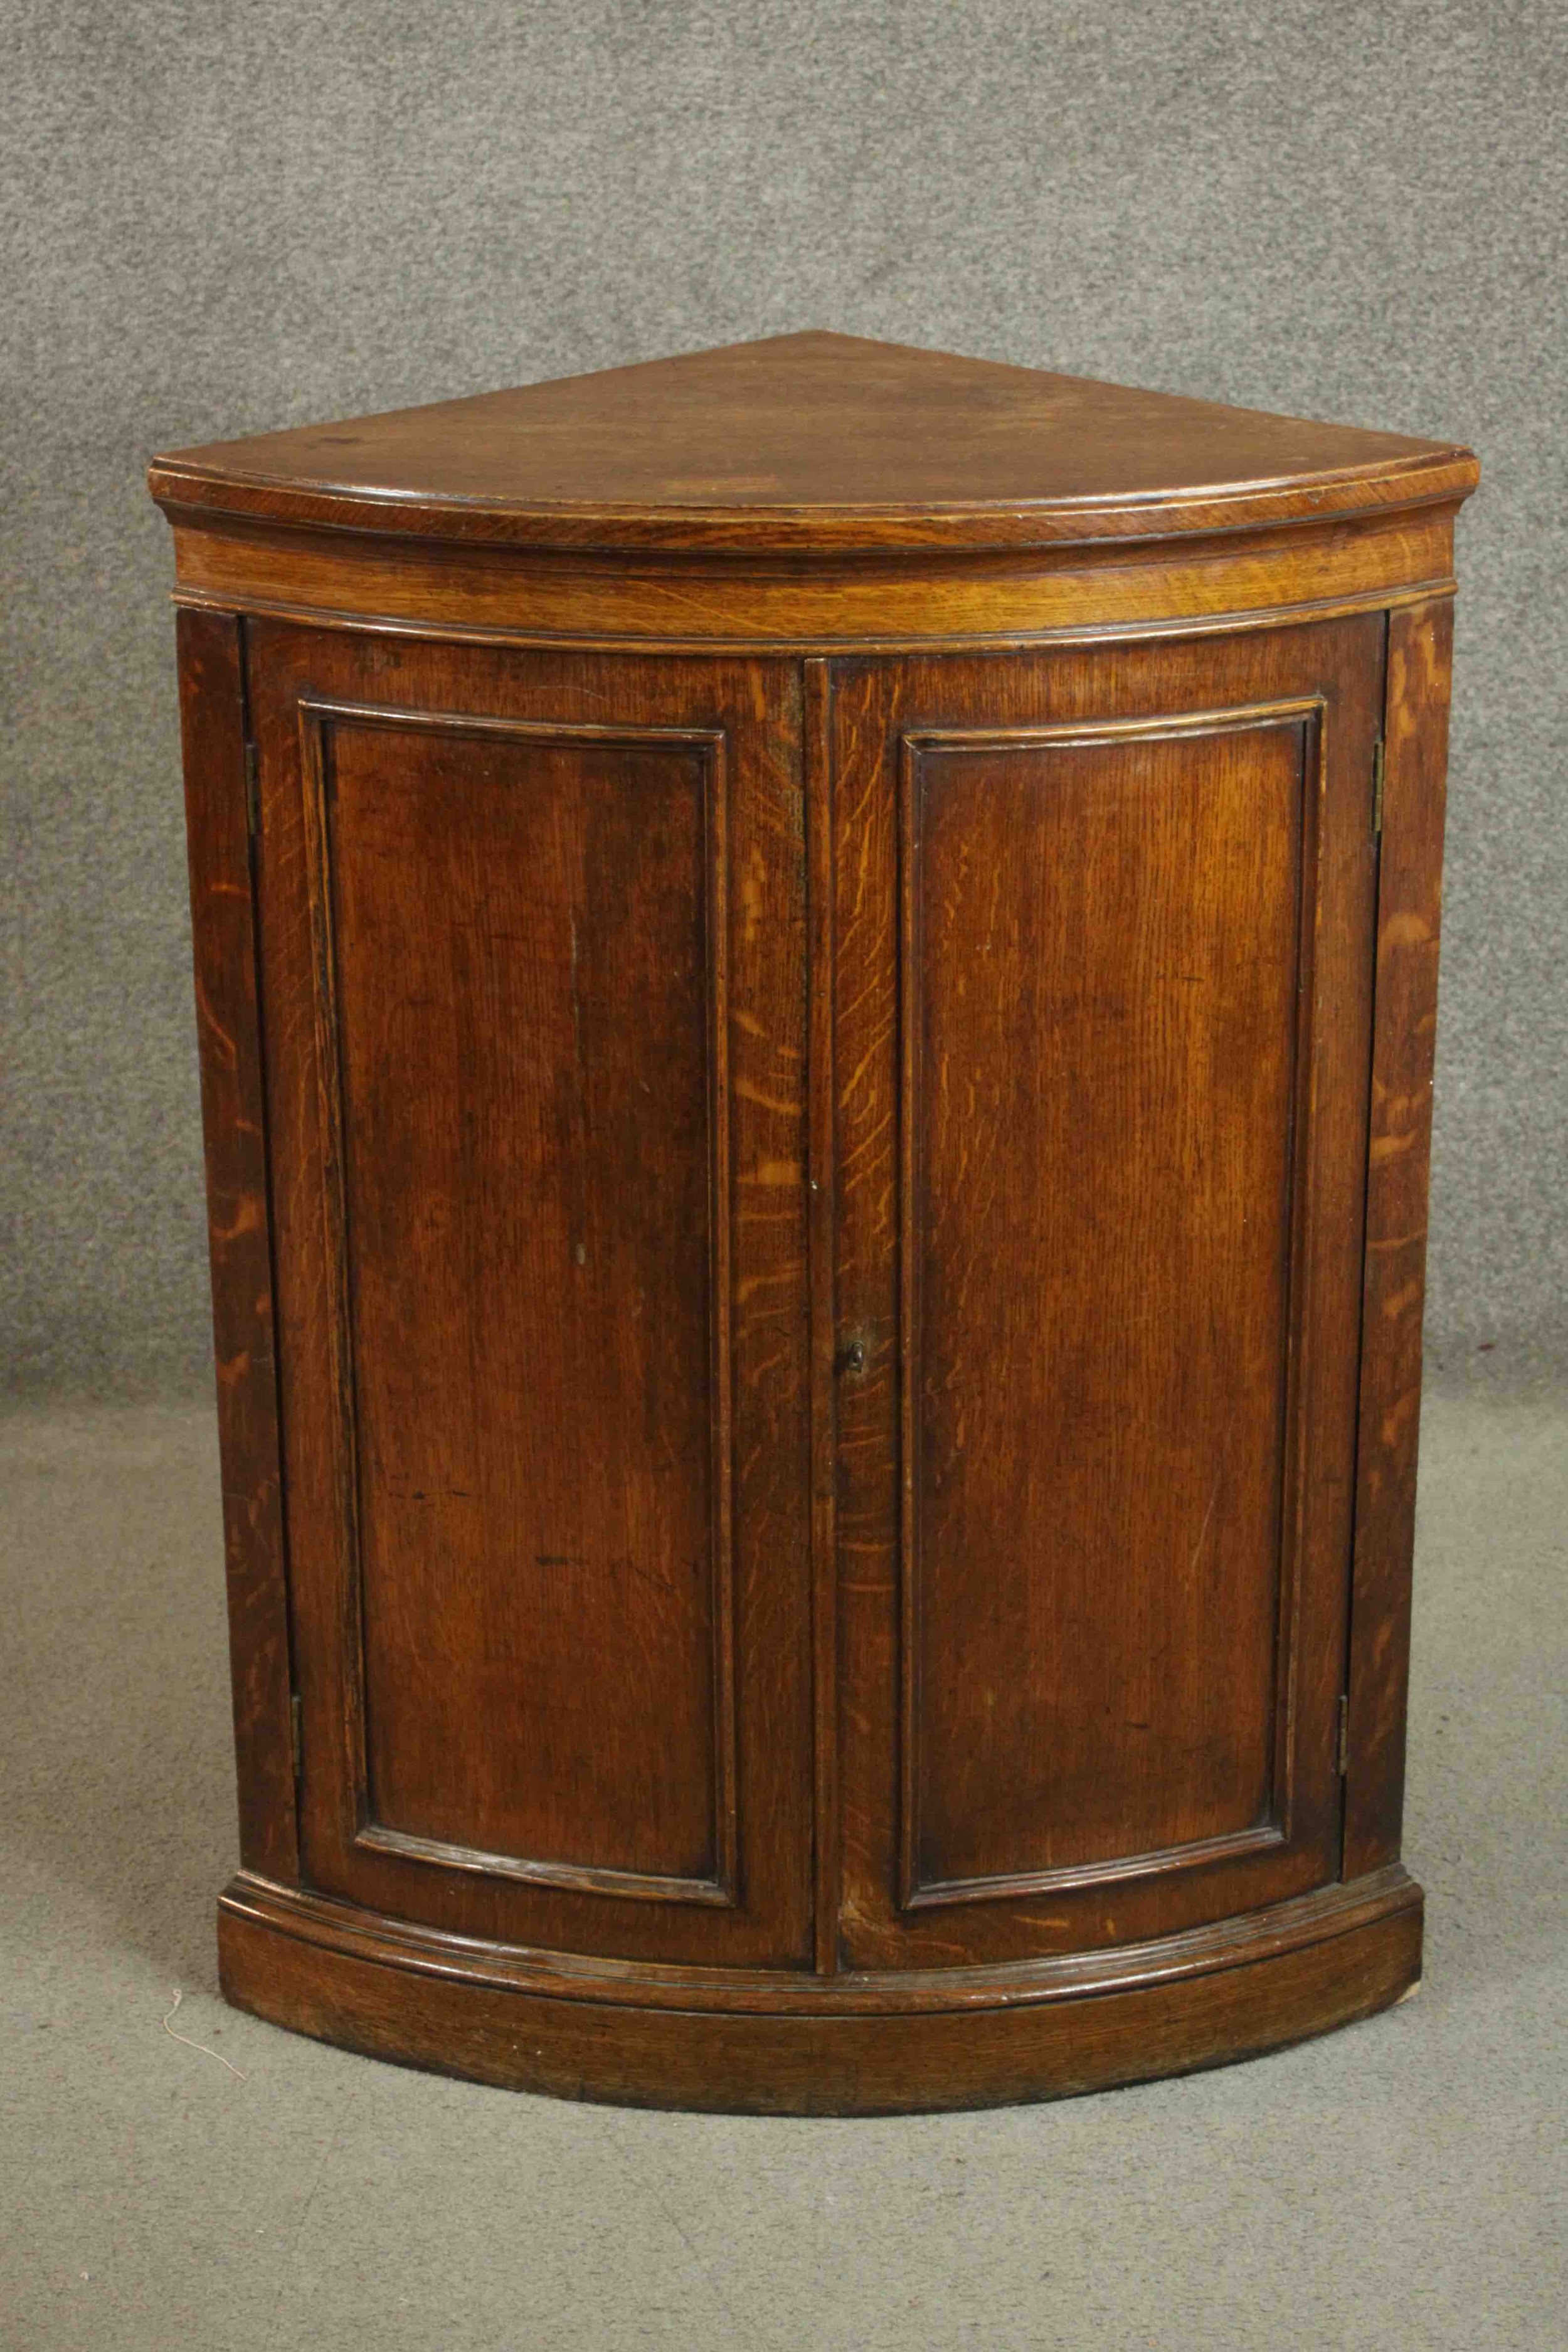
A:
[
  {"xmin": 157, "ymin": 338, "xmax": 1473, "ymax": 2110},
  {"xmin": 1345, "ymin": 599, "xmax": 1454, "ymax": 1875},
  {"xmin": 899, "ymin": 706, "xmax": 1318, "ymax": 1904},
  {"xmin": 299, "ymin": 701, "xmax": 733, "ymax": 1899},
  {"xmin": 217, "ymin": 1856, "xmax": 1417, "ymax": 2013},
  {"xmin": 218, "ymin": 1863, "xmax": 1422, "ymax": 2114},
  {"xmin": 150, "ymin": 330, "xmax": 1475, "ymax": 553},
  {"xmin": 250, "ymin": 625, "xmax": 813, "ymax": 1968},
  {"xmin": 176, "ymin": 607, "xmax": 297, "ymax": 1881},
  {"xmin": 805, "ymin": 657, "xmax": 841, "ymax": 1974},
  {"xmin": 832, "ymin": 621, "xmax": 1385, "ymax": 1969},
  {"xmin": 166, "ymin": 502, "xmax": 1459, "ymax": 651}
]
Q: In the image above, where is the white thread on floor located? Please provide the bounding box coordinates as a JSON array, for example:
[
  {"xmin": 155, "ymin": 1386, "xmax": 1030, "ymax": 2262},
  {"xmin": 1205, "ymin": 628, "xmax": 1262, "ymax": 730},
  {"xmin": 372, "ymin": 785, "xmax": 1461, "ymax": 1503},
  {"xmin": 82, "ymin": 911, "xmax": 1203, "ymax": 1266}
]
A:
[{"xmin": 161, "ymin": 1987, "xmax": 247, "ymax": 2080}]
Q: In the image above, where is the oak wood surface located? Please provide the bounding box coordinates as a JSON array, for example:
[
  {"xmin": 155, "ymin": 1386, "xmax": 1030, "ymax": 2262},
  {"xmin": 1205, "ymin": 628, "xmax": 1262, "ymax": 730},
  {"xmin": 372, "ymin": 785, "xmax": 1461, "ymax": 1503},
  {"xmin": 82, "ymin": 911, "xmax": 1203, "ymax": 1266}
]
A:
[
  {"xmin": 906, "ymin": 710, "xmax": 1312, "ymax": 1896},
  {"xmin": 218, "ymin": 1866, "xmax": 1422, "ymax": 2114},
  {"xmin": 308, "ymin": 702, "xmax": 729, "ymax": 1897},
  {"xmin": 1346, "ymin": 600, "xmax": 1454, "ymax": 1876},
  {"xmin": 831, "ymin": 620, "xmax": 1384, "ymax": 1969},
  {"xmin": 218, "ymin": 1858, "xmax": 1419, "ymax": 2015},
  {"xmin": 250, "ymin": 623, "xmax": 813, "ymax": 1967},
  {"xmin": 176, "ymin": 608, "xmax": 297, "ymax": 1881},
  {"xmin": 157, "ymin": 336, "xmax": 1473, "ymax": 2111},
  {"xmin": 150, "ymin": 331, "xmax": 1476, "ymax": 554},
  {"xmin": 804, "ymin": 656, "xmax": 842, "ymax": 1975},
  {"xmin": 167, "ymin": 502, "xmax": 1459, "ymax": 650}
]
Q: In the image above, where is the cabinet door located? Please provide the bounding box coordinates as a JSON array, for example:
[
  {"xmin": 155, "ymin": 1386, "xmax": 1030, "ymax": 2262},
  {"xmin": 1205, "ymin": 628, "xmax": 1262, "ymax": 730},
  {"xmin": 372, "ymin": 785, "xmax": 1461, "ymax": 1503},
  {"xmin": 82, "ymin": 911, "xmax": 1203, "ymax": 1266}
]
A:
[
  {"xmin": 831, "ymin": 620, "xmax": 1384, "ymax": 1968},
  {"xmin": 249, "ymin": 625, "xmax": 812, "ymax": 1968}
]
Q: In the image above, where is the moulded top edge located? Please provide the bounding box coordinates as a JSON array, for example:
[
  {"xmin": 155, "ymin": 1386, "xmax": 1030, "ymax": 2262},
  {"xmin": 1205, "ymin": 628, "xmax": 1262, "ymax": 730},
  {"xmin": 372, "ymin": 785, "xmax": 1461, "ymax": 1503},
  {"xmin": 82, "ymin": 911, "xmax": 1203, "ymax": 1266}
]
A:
[{"xmin": 147, "ymin": 330, "xmax": 1480, "ymax": 556}]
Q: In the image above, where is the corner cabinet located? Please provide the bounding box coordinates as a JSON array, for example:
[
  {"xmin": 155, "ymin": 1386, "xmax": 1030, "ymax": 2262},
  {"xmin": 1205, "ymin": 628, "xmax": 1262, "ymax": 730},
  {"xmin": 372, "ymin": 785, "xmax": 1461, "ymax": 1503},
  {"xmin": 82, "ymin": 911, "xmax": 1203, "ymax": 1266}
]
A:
[{"xmin": 151, "ymin": 332, "xmax": 1477, "ymax": 2112}]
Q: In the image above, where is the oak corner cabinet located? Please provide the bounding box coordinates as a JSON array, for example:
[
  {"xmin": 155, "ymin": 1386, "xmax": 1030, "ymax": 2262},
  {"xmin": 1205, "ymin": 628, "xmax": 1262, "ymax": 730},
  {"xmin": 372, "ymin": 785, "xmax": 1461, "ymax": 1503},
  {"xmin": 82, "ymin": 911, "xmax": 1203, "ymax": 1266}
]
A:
[{"xmin": 151, "ymin": 331, "xmax": 1477, "ymax": 2114}]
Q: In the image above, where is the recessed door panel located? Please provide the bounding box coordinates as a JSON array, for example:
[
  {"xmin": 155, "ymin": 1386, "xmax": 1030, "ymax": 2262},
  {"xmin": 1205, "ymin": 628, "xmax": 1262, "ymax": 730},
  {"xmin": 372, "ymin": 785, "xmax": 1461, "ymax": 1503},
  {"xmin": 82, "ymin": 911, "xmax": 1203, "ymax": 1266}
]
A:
[
  {"xmin": 904, "ymin": 712, "xmax": 1311, "ymax": 1901},
  {"xmin": 252, "ymin": 627, "xmax": 812, "ymax": 1967},
  {"xmin": 317, "ymin": 709, "xmax": 727, "ymax": 1894}
]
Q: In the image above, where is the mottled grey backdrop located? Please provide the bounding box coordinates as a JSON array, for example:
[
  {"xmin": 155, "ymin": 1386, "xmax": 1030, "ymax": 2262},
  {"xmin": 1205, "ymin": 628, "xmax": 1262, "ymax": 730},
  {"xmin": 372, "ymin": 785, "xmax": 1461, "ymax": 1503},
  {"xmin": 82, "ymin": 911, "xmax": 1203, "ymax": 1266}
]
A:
[{"xmin": 3, "ymin": 0, "xmax": 1564, "ymax": 1397}]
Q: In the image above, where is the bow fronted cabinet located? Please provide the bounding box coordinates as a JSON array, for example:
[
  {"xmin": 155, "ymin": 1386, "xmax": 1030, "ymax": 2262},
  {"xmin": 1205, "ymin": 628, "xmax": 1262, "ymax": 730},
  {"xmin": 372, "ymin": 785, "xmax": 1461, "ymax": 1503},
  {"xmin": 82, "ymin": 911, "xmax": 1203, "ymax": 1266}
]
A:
[{"xmin": 149, "ymin": 333, "xmax": 1477, "ymax": 2113}]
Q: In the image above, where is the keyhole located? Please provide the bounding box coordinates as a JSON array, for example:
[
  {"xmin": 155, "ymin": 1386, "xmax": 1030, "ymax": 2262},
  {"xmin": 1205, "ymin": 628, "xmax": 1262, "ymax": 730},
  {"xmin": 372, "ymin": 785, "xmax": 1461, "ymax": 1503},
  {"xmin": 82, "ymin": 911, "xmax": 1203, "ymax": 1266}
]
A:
[{"xmin": 834, "ymin": 1340, "xmax": 866, "ymax": 1377}]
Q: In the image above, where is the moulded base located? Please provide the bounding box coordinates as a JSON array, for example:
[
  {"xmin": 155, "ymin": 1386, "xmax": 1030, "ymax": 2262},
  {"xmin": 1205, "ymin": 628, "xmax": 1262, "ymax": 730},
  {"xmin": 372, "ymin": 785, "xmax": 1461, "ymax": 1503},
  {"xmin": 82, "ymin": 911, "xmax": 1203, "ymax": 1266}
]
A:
[{"xmin": 216, "ymin": 1865, "xmax": 1422, "ymax": 2115}]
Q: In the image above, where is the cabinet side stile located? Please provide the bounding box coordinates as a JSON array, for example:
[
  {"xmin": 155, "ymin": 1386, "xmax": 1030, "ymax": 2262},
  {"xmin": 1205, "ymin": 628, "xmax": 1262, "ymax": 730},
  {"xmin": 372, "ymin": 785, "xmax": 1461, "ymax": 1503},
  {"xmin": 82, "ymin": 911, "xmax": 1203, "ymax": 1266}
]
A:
[
  {"xmin": 1344, "ymin": 596, "xmax": 1455, "ymax": 1879},
  {"xmin": 176, "ymin": 605, "xmax": 299, "ymax": 1885}
]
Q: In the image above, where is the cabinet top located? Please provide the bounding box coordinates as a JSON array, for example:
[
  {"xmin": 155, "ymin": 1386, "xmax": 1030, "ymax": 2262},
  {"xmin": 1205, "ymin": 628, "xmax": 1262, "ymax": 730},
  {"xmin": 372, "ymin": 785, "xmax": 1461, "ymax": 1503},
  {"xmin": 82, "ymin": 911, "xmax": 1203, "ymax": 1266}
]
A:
[{"xmin": 149, "ymin": 331, "xmax": 1477, "ymax": 556}]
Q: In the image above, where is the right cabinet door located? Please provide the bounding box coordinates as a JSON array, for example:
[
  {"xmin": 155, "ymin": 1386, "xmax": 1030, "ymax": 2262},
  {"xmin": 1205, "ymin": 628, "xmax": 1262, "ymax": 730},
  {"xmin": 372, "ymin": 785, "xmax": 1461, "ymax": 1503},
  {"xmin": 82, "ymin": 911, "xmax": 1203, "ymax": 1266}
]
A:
[{"xmin": 832, "ymin": 619, "xmax": 1385, "ymax": 1969}]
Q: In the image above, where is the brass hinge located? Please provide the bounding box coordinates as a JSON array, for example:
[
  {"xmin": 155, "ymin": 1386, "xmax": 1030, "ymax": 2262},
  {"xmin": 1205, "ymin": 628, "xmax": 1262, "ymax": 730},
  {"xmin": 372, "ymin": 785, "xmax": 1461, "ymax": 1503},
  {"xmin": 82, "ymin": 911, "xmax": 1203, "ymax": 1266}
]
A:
[
  {"xmin": 1372, "ymin": 738, "xmax": 1385, "ymax": 840},
  {"xmin": 1337, "ymin": 1693, "xmax": 1350, "ymax": 1776},
  {"xmin": 290, "ymin": 1690, "xmax": 304, "ymax": 1780},
  {"xmin": 244, "ymin": 739, "xmax": 260, "ymax": 839}
]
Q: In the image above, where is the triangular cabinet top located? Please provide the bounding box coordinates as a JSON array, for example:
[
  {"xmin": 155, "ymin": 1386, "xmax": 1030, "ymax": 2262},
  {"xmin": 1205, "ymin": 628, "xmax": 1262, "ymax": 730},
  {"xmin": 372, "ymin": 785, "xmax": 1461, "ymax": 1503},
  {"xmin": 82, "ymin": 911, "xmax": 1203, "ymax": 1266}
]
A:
[{"xmin": 149, "ymin": 331, "xmax": 1476, "ymax": 556}]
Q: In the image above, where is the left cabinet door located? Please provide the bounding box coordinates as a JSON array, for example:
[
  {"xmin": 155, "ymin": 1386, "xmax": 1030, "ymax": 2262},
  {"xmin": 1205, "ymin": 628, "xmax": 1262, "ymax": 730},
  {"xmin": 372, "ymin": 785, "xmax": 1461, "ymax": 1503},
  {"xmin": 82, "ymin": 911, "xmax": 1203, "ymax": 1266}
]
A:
[{"xmin": 246, "ymin": 622, "xmax": 813, "ymax": 1969}]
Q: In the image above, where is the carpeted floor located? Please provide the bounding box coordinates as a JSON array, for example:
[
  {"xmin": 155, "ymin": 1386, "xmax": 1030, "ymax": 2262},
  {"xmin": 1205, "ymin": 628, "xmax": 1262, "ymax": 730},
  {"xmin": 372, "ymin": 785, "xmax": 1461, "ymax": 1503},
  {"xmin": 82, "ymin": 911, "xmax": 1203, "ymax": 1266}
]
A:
[{"xmin": 1, "ymin": 1388, "xmax": 1562, "ymax": 2350}]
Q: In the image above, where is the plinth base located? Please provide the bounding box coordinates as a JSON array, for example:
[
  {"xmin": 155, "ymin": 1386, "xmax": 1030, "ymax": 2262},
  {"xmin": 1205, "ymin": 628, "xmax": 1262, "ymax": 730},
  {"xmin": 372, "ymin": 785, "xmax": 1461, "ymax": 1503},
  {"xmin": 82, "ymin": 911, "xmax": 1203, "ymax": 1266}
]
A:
[{"xmin": 217, "ymin": 1867, "xmax": 1421, "ymax": 2116}]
